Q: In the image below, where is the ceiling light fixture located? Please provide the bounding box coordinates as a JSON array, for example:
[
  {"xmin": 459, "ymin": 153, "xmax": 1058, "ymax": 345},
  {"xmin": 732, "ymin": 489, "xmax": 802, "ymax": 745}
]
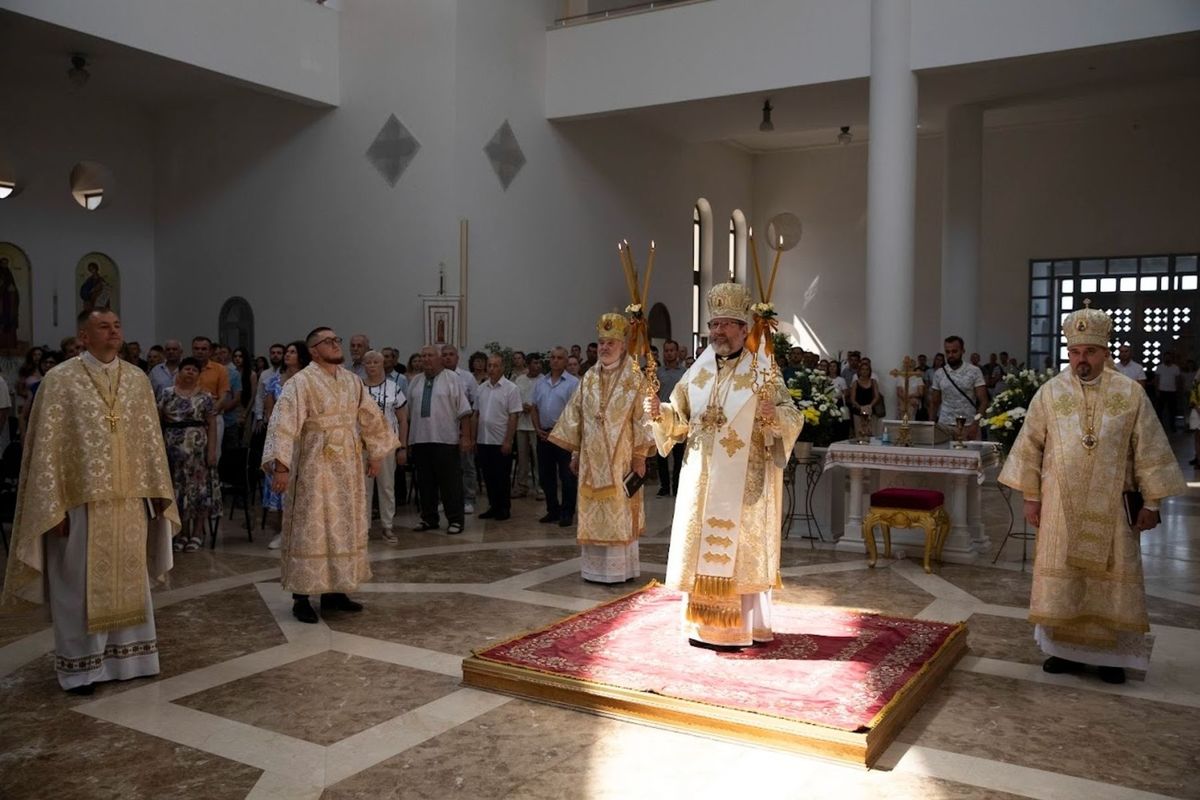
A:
[
  {"xmin": 759, "ymin": 99, "xmax": 774, "ymax": 133},
  {"xmin": 837, "ymin": 125, "xmax": 853, "ymax": 145},
  {"xmin": 67, "ymin": 53, "xmax": 90, "ymax": 88}
]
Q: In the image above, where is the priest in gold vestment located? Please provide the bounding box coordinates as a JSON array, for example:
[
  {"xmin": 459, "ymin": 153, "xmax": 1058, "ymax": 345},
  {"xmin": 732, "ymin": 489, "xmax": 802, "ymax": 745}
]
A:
[
  {"xmin": 263, "ymin": 327, "xmax": 398, "ymax": 623},
  {"xmin": 3, "ymin": 309, "xmax": 179, "ymax": 693},
  {"xmin": 550, "ymin": 313, "xmax": 656, "ymax": 583},
  {"xmin": 646, "ymin": 284, "xmax": 802, "ymax": 648},
  {"xmin": 1000, "ymin": 303, "xmax": 1185, "ymax": 683}
]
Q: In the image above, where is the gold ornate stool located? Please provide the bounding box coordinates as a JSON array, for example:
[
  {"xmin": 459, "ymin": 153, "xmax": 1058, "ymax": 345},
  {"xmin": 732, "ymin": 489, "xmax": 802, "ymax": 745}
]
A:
[{"xmin": 862, "ymin": 488, "xmax": 949, "ymax": 574}]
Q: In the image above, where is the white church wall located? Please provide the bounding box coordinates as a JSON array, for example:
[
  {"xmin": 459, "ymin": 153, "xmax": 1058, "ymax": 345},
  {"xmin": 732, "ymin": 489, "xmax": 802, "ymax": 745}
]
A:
[
  {"xmin": 546, "ymin": 0, "xmax": 1200, "ymax": 119},
  {"xmin": 153, "ymin": 0, "xmax": 754, "ymax": 355},
  {"xmin": 0, "ymin": 0, "xmax": 340, "ymax": 106},
  {"xmin": 0, "ymin": 85, "xmax": 157, "ymax": 349},
  {"xmin": 753, "ymin": 104, "xmax": 1200, "ymax": 365}
]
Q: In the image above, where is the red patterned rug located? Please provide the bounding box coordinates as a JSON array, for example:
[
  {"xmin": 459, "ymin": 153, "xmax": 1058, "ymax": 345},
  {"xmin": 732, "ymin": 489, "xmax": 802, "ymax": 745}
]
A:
[{"xmin": 467, "ymin": 583, "xmax": 965, "ymax": 735}]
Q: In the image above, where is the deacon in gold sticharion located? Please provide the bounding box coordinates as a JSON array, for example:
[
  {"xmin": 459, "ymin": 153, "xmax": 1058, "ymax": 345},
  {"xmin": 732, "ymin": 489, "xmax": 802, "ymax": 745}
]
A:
[
  {"xmin": 550, "ymin": 313, "xmax": 656, "ymax": 583},
  {"xmin": 645, "ymin": 284, "xmax": 802, "ymax": 648},
  {"xmin": 999, "ymin": 301, "xmax": 1185, "ymax": 684}
]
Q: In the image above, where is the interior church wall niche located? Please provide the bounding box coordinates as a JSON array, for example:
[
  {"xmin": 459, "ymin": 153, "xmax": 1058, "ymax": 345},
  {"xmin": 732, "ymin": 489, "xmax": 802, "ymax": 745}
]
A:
[{"xmin": 0, "ymin": 242, "xmax": 32, "ymax": 356}]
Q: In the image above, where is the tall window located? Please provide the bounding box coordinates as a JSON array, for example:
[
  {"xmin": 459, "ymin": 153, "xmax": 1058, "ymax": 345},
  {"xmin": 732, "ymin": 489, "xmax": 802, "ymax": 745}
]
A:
[
  {"xmin": 1028, "ymin": 254, "xmax": 1197, "ymax": 370},
  {"xmin": 728, "ymin": 218, "xmax": 736, "ymax": 281},
  {"xmin": 692, "ymin": 206, "xmax": 702, "ymax": 354}
]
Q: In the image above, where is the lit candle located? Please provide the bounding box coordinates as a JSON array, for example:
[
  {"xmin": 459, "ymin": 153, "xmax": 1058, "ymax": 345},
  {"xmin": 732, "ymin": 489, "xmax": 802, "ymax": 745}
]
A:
[
  {"xmin": 641, "ymin": 240, "xmax": 655, "ymax": 307},
  {"xmin": 748, "ymin": 229, "xmax": 766, "ymax": 302},
  {"xmin": 767, "ymin": 235, "xmax": 783, "ymax": 300}
]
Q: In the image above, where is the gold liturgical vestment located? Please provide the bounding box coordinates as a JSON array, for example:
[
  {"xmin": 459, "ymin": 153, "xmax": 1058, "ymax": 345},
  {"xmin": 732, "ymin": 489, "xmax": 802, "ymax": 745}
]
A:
[
  {"xmin": 262, "ymin": 364, "xmax": 398, "ymax": 594},
  {"xmin": 2, "ymin": 357, "xmax": 180, "ymax": 632},
  {"xmin": 652, "ymin": 348, "xmax": 802, "ymax": 644},
  {"xmin": 999, "ymin": 368, "xmax": 1185, "ymax": 655},
  {"xmin": 549, "ymin": 356, "xmax": 656, "ymax": 548}
]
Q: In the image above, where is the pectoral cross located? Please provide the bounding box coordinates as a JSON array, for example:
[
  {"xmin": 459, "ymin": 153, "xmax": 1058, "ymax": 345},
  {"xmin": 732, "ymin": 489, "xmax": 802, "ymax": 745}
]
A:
[{"xmin": 104, "ymin": 410, "xmax": 119, "ymax": 432}]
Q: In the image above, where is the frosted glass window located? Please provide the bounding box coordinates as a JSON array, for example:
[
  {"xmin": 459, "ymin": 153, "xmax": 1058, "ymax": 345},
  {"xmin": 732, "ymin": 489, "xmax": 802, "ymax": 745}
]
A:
[
  {"xmin": 1120, "ymin": 277, "xmax": 1137, "ymax": 292},
  {"xmin": 1099, "ymin": 278, "xmax": 1117, "ymax": 292},
  {"xmin": 1062, "ymin": 279, "xmax": 1074, "ymax": 293},
  {"xmin": 1079, "ymin": 259, "xmax": 1105, "ymax": 275},
  {"xmin": 1140, "ymin": 276, "xmax": 1157, "ymax": 291},
  {"xmin": 1061, "ymin": 296, "xmax": 1074, "ymax": 310},
  {"xmin": 1141, "ymin": 256, "xmax": 1168, "ymax": 273},
  {"xmin": 1183, "ymin": 275, "xmax": 1198, "ymax": 291},
  {"xmin": 1109, "ymin": 258, "xmax": 1137, "ymax": 275},
  {"xmin": 1080, "ymin": 278, "xmax": 1097, "ymax": 293},
  {"xmin": 1177, "ymin": 256, "xmax": 1197, "ymax": 273},
  {"xmin": 1032, "ymin": 261, "xmax": 1050, "ymax": 278},
  {"xmin": 1161, "ymin": 276, "xmax": 1171, "ymax": 291},
  {"xmin": 1031, "ymin": 279, "xmax": 1048, "ymax": 296},
  {"xmin": 1053, "ymin": 261, "xmax": 1072, "ymax": 276}
]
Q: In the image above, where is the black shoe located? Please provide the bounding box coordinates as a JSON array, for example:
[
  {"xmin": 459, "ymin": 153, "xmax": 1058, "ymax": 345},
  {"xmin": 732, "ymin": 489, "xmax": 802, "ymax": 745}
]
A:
[
  {"xmin": 1191, "ymin": 457, "xmax": 1199, "ymax": 466},
  {"xmin": 687, "ymin": 638, "xmax": 744, "ymax": 653},
  {"xmin": 478, "ymin": 510, "xmax": 496, "ymax": 519},
  {"xmin": 539, "ymin": 513, "xmax": 557, "ymax": 524},
  {"xmin": 293, "ymin": 596, "xmax": 319, "ymax": 623},
  {"xmin": 1042, "ymin": 656, "xmax": 1084, "ymax": 674},
  {"xmin": 656, "ymin": 489, "xmax": 670, "ymax": 498},
  {"xmin": 66, "ymin": 684, "xmax": 96, "ymax": 696},
  {"xmin": 1098, "ymin": 666, "xmax": 1126, "ymax": 684},
  {"xmin": 558, "ymin": 518, "xmax": 573, "ymax": 527},
  {"xmin": 493, "ymin": 512, "xmax": 510, "ymax": 521},
  {"xmin": 413, "ymin": 521, "xmax": 437, "ymax": 532},
  {"xmin": 320, "ymin": 593, "xmax": 363, "ymax": 613}
]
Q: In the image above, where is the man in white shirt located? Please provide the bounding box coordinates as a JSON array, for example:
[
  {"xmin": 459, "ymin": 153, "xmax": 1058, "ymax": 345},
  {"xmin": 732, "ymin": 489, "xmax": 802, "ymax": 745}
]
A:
[
  {"xmin": 475, "ymin": 355, "xmax": 523, "ymax": 521},
  {"xmin": 441, "ymin": 345, "xmax": 479, "ymax": 513},
  {"xmin": 148, "ymin": 339, "xmax": 184, "ymax": 399},
  {"xmin": 511, "ymin": 352, "xmax": 542, "ymax": 499},
  {"xmin": 530, "ymin": 347, "xmax": 580, "ymax": 527},
  {"xmin": 930, "ymin": 335, "xmax": 988, "ymax": 439},
  {"xmin": 1112, "ymin": 344, "xmax": 1146, "ymax": 387},
  {"xmin": 1155, "ymin": 352, "xmax": 1182, "ymax": 432},
  {"xmin": 408, "ymin": 345, "xmax": 473, "ymax": 534}
]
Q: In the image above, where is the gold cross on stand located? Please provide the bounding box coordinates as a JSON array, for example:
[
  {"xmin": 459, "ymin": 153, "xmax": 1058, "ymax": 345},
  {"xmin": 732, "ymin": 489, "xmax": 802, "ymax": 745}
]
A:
[{"xmin": 888, "ymin": 356, "xmax": 923, "ymax": 447}]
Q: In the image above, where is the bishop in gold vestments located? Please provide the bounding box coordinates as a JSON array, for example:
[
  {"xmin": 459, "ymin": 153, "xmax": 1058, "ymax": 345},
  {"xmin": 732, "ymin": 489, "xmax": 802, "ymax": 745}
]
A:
[
  {"xmin": 3, "ymin": 310, "xmax": 179, "ymax": 692},
  {"xmin": 262, "ymin": 342, "xmax": 398, "ymax": 618},
  {"xmin": 1000, "ymin": 303, "xmax": 1185, "ymax": 681},
  {"xmin": 550, "ymin": 313, "xmax": 655, "ymax": 583},
  {"xmin": 648, "ymin": 284, "xmax": 802, "ymax": 648}
]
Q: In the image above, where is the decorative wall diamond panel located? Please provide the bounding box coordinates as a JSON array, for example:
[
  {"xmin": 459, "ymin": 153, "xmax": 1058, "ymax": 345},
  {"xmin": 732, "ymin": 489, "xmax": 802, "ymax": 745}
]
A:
[
  {"xmin": 366, "ymin": 114, "xmax": 420, "ymax": 187},
  {"xmin": 483, "ymin": 120, "xmax": 526, "ymax": 190}
]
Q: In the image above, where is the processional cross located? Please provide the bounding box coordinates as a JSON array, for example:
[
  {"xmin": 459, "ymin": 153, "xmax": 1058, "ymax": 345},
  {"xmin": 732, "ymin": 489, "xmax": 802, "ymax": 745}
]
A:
[{"xmin": 889, "ymin": 357, "xmax": 923, "ymax": 447}]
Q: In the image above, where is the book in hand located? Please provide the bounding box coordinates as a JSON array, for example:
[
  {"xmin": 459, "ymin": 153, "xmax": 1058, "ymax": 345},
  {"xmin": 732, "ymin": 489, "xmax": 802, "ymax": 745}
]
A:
[
  {"xmin": 1123, "ymin": 490, "xmax": 1144, "ymax": 528},
  {"xmin": 623, "ymin": 470, "xmax": 646, "ymax": 498}
]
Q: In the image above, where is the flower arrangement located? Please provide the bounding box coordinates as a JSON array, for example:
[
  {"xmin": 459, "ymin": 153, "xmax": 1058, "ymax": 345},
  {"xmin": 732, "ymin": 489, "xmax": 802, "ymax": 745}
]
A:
[
  {"xmin": 980, "ymin": 368, "xmax": 1056, "ymax": 454},
  {"xmin": 624, "ymin": 303, "xmax": 643, "ymax": 316},
  {"xmin": 786, "ymin": 367, "xmax": 842, "ymax": 446},
  {"xmin": 750, "ymin": 302, "xmax": 776, "ymax": 319}
]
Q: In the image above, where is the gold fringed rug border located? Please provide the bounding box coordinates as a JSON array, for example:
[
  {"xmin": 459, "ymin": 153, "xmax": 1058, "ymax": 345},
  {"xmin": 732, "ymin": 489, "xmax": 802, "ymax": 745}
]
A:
[{"xmin": 462, "ymin": 583, "xmax": 967, "ymax": 768}]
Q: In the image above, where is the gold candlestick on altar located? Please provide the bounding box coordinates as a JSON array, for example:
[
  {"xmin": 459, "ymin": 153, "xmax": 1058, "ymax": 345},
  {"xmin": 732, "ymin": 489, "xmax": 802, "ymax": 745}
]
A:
[{"xmin": 889, "ymin": 356, "xmax": 923, "ymax": 447}]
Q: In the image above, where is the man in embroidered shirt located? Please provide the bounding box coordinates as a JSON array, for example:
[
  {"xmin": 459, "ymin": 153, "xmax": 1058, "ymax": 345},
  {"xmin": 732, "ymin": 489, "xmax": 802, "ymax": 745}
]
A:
[
  {"xmin": 1000, "ymin": 303, "xmax": 1184, "ymax": 684},
  {"xmin": 646, "ymin": 284, "xmax": 802, "ymax": 649},
  {"xmin": 930, "ymin": 335, "xmax": 988, "ymax": 439},
  {"xmin": 3, "ymin": 309, "xmax": 179, "ymax": 693},
  {"xmin": 408, "ymin": 345, "xmax": 474, "ymax": 534}
]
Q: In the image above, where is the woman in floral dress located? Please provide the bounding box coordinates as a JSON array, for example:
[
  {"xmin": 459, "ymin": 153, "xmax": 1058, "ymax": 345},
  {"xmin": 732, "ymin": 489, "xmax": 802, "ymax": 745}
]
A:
[
  {"xmin": 159, "ymin": 357, "xmax": 220, "ymax": 551},
  {"xmin": 262, "ymin": 341, "xmax": 310, "ymax": 550}
]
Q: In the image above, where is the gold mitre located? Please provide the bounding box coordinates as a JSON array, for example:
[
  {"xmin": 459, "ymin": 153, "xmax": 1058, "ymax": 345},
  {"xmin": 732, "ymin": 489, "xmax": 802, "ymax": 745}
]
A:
[
  {"xmin": 706, "ymin": 282, "xmax": 751, "ymax": 324},
  {"xmin": 1062, "ymin": 299, "xmax": 1112, "ymax": 348},
  {"xmin": 596, "ymin": 312, "xmax": 628, "ymax": 341}
]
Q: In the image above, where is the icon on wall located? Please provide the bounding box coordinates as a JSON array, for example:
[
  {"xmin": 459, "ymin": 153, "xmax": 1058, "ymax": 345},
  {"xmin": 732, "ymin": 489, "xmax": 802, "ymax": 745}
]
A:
[
  {"xmin": 76, "ymin": 252, "xmax": 120, "ymax": 317},
  {"xmin": 0, "ymin": 242, "xmax": 32, "ymax": 356}
]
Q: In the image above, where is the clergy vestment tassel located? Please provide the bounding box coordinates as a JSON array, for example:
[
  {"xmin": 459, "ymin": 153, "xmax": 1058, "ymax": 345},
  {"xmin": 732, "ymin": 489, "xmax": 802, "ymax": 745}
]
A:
[{"xmin": 691, "ymin": 574, "xmax": 737, "ymax": 599}]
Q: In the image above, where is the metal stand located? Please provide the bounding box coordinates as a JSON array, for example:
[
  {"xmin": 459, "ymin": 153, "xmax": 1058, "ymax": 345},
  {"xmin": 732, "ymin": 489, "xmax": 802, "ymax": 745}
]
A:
[
  {"xmin": 991, "ymin": 484, "xmax": 1034, "ymax": 565},
  {"xmin": 782, "ymin": 454, "xmax": 824, "ymax": 546}
]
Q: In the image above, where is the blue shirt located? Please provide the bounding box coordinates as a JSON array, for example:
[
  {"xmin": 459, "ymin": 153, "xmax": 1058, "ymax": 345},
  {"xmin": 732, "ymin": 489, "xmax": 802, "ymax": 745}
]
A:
[{"xmin": 530, "ymin": 372, "xmax": 579, "ymax": 430}]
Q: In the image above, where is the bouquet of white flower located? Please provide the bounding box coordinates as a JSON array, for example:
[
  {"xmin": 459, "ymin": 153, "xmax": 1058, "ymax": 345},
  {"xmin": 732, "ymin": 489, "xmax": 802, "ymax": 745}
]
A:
[
  {"xmin": 981, "ymin": 367, "xmax": 1056, "ymax": 454},
  {"xmin": 786, "ymin": 367, "xmax": 842, "ymax": 446}
]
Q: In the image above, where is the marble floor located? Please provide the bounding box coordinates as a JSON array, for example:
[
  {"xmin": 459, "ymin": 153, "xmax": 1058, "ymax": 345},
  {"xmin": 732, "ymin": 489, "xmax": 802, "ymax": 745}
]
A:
[{"xmin": 2, "ymin": 438, "xmax": 1199, "ymax": 800}]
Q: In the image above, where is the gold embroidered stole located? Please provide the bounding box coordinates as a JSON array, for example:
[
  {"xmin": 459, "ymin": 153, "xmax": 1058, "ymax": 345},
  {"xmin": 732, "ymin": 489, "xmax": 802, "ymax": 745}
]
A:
[
  {"xmin": 1045, "ymin": 371, "xmax": 1136, "ymax": 573},
  {"xmin": 682, "ymin": 348, "xmax": 761, "ymax": 625},
  {"xmin": 577, "ymin": 358, "xmax": 641, "ymax": 499}
]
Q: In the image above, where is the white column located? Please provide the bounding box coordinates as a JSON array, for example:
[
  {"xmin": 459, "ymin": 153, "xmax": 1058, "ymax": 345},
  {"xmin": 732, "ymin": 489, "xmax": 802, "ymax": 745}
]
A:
[
  {"xmin": 940, "ymin": 104, "xmax": 983, "ymax": 348},
  {"xmin": 866, "ymin": 0, "xmax": 918, "ymax": 414}
]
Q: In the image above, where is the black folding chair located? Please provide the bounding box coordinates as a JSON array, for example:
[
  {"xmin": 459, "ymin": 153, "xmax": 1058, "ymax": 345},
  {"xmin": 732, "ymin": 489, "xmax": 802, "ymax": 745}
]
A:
[{"xmin": 208, "ymin": 446, "xmax": 254, "ymax": 548}]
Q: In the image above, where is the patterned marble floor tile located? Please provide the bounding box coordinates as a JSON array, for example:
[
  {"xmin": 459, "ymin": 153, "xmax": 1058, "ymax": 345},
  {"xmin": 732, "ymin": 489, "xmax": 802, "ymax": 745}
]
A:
[
  {"xmin": 963, "ymin": 613, "xmax": 1043, "ymax": 665},
  {"xmin": 897, "ymin": 670, "xmax": 1200, "ymax": 797},
  {"xmin": 320, "ymin": 697, "xmax": 610, "ymax": 800},
  {"xmin": 777, "ymin": 567, "xmax": 936, "ymax": 617},
  {"xmin": 154, "ymin": 584, "xmax": 287, "ymax": 679},
  {"xmin": 525, "ymin": 573, "xmax": 652, "ymax": 602},
  {"xmin": 175, "ymin": 650, "xmax": 460, "ymax": 745},
  {"xmin": 321, "ymin": 592, "xmax": 572, "ymax": 656},
  {"xmin": 936, "ymin": 563, "xmax": 1033, "ymax": 608},
  {"xmin": 0, "ymin": 658, "xmax": 261, "ymax": 800},
  {"xmin": 154, "ymin": 550, "xmax": 280, "ymax": 591},
  {"xmin": 367, "ymin": 547, "xmax": 579, "ymax": 584}
]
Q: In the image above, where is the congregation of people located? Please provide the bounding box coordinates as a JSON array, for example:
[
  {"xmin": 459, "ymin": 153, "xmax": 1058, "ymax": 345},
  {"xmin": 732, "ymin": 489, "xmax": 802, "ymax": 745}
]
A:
[{"xmin": 1, "ymin": 295, "xmax": 1194, "ymax": 694}]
